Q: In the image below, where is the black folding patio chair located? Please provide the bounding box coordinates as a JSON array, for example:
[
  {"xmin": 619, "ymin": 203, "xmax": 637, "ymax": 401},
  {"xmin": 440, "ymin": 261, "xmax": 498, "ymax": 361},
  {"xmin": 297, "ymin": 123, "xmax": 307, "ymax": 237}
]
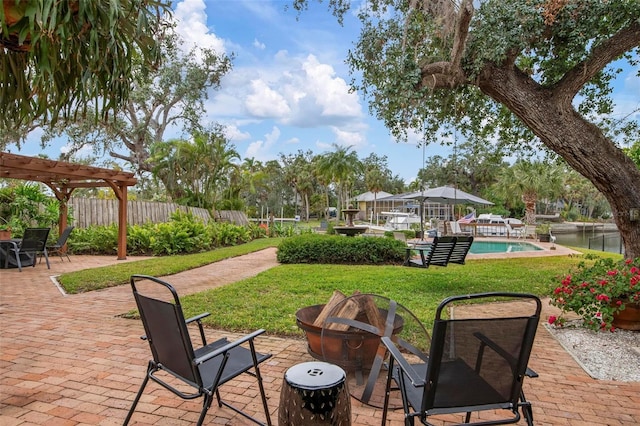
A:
[
  {"xmin": 381, "ymin": 292, "xmax": 541, "ymax": 426},
  {"xmin": 45, "ymin": 225, "xmax": 74, "ymax": 262},
  {"xmin": 124, "ymin": 275, "xmax": 273, "ymax": 426},
  {"xmin": 448, "ymin": 235, "xmax": 474, "ymax": 265}
]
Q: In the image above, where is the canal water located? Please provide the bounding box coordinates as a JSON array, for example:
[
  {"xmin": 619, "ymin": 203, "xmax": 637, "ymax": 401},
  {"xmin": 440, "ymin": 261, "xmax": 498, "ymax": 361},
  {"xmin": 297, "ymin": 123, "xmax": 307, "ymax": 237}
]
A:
[{"xmin": 554, "ymin": 231, "xmax": 623, "ymax": 254}]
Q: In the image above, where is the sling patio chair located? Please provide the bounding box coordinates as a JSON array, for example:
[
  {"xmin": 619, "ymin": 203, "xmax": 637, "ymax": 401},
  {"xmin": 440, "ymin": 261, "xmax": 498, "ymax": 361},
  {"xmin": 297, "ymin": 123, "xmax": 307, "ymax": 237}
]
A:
[
  {"xmin": 447, "ymin": 221, "xmax": 474, "ymax": 236},
  {"xmin": 505, "ymin": 223, "xmax": 526, "ymax": 239},
  {"xmin": 404, "ymin": 236, "xmax": 456, "ymax": 268},
  {"xmin": 6, "ymin": 227, "xmax": 51, "ymax": 271},
  {"xmin": 124, "ymin": 275, "xmax": 273, "ymax": 426},
  {"xmin": 381, "ymin": 292, "xmax": 541, "ymax": 426},
  {"xmin": 448, "ymin": 235, "xmax": 474, "ymax": 265},
  {"xmin": 45, "ymin": 225, "xmax": 74, "ymax": 262}
]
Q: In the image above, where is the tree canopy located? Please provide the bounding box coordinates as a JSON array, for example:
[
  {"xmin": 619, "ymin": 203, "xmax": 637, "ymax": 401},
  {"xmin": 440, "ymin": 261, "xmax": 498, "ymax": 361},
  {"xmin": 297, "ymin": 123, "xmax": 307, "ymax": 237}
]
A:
[
  {"xmin": 294, "ymin": 0, "xmax": 640, "ymax": 257},
  {"xmin": 0, "ymin": 0, "xmax": 171, "ymax": 131}
]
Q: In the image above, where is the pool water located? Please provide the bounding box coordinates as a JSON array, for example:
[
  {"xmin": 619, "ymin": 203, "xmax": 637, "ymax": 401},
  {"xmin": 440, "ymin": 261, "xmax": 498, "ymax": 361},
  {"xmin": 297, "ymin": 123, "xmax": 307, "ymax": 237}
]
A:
[{"xmin": 469, "ymin": 241, "xmax": 543, "ymax": 254}]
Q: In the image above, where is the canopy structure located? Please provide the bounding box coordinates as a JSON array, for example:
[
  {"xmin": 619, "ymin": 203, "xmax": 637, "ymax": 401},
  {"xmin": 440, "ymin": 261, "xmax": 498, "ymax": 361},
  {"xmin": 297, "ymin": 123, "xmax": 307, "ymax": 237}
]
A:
[
  {"xmin": 401, "ymin": 186, "xmax": 494, "ymax": 236},
  {"xmin": 402, "ymin": 186, "xmax": 494, "ymax": 206},
  {"xmin": 0, "ymin": 152, "xmax": 137, "ymax": 259}
]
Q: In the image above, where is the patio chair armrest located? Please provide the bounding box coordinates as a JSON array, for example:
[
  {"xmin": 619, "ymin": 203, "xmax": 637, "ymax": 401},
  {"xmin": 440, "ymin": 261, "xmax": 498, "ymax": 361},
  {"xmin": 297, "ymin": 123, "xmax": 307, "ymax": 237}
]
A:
[
  {"xmin": 394, "ymin": 337, "xmax": 430, "ymax": 363},
  {"xmin": 186, "ymin": 312, "xmax": 211, "ymax": 345},
  {"xmin": 185, "ymin": 312, "xmax": 211, "ymax": 324},
  {"xmin": 195, "ymin": 329, "xmax": 267, "ymax": 365},
  {"xmin": 381, "ymin": 336, "xmax": 426, "ymax": 388}
]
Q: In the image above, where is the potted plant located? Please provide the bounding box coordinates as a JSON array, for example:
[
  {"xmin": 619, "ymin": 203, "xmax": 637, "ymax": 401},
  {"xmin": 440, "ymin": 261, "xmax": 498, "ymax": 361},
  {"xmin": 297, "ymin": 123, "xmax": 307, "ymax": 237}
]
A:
[
  {"xmin": 548, "ymin": 256, "xmax": 640, "ymax": 331},
  {"xmin": 0, "ymin": 217, "xmax": 11, "ymax": 240},
  {"xmin": 535, "ymin": 223, "xmax": 551, "ymax": 242}
]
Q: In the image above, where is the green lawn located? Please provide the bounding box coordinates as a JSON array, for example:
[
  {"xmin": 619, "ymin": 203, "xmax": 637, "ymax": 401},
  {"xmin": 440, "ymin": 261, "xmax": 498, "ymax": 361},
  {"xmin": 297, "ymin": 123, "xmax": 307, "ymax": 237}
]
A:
[
  {"xmin": 59, "ymin": 239, "xmax": 620, "ymax": 337},
  {"xmin": 176, "ymin": 255, "xmax": 582, "ymax": 335},
  {"xmin": 176, "ymin": 248, "xmax": 620, "ymax": 336}
]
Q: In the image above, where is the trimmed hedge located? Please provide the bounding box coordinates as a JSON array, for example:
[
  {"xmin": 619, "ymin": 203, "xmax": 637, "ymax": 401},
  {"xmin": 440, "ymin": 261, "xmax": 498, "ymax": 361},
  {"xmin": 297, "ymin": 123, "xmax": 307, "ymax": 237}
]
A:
[{"xmin": 276, "ymin": 234, "xmax": 406, "ymax": 264}]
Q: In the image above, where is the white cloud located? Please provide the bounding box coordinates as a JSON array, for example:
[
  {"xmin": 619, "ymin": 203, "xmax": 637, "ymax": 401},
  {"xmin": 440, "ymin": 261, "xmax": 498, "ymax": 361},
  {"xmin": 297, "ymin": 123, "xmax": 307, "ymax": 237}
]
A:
[
  {"xmin": 246, "ymin": 80, "xmax": 291, "ymax": 118},
  {"xmin": 245, "ymin": 126, "xmax": 281, "ymax": 160},
  {"xmin": 331, "ymin": 127, "xmax": 366, "ymax": 149},
  {"xmin": 253, "ymin": 39, "xmax": 266, "ymax": 50},
  {"xmin": 172, "ymin": 0, "xmax": 226, "ymax": 56},
  {"xmin": 223, "ymin": 125, "xmax": 251, "ymax": 143}
]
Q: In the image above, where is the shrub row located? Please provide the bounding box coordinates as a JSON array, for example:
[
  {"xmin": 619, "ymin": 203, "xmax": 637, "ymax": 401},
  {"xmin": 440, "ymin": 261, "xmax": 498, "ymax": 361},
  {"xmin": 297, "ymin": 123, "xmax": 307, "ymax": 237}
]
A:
[
  {"xmin": 276, "ymin": 234, "xmax": 406, "ymax": 265},
  {"xmin": 68, "ymin": 211, "xmax": 268, "ymax": 256}
]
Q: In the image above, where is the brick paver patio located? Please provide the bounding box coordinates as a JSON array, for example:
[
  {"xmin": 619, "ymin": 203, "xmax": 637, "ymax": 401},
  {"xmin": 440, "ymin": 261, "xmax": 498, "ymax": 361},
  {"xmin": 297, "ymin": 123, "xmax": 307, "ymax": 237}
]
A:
[{"xmin": 1, "ymin": 249, "xmax": 639, "ymax": 425}]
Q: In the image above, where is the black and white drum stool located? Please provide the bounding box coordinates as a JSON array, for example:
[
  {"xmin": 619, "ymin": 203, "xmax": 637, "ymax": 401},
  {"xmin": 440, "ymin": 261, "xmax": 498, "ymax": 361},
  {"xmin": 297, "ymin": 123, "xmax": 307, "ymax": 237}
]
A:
[{"xmin": 278, "ymin": 361, "xmax": 351, "ymax": 425}]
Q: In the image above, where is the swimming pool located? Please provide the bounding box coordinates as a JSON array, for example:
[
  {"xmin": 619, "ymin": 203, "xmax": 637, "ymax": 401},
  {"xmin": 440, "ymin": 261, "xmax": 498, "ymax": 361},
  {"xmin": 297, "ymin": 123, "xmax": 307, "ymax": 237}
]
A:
[{"xmin": 469, "ymin": 241, "xmax": 543, "ymax": 254}]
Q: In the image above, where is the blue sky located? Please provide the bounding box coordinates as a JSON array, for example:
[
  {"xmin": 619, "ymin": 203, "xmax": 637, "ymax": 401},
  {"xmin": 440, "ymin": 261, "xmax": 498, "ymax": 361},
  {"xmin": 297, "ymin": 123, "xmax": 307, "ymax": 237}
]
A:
[{"xmin": 11, "ymin": 0, "xmax": 640, "ymax": 183}]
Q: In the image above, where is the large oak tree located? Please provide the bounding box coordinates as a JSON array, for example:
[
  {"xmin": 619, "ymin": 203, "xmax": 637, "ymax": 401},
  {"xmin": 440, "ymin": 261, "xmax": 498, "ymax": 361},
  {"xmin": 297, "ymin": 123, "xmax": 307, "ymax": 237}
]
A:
[{"xmin": 295, "ymin": 0, "xmax": 640, "ymax": 258}]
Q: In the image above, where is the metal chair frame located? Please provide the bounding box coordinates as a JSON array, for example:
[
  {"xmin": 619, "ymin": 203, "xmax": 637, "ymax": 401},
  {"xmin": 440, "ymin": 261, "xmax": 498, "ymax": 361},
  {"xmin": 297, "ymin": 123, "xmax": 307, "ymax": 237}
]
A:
[
  {"xmin": 124, "ymin": 274, "xmax": 273, "ymax": 426},
  {"xmin": 46, "ymin": 226, "xmax": 74, "ymax": 262},
  {"xmin": 381, "ymin": 292, "xmax": 541, "ymax": 426}
]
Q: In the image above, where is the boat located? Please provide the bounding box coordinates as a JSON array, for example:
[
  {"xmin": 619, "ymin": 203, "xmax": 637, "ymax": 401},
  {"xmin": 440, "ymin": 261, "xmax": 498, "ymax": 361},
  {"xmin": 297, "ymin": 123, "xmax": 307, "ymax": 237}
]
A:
[
  {"xmin": 475, "ymin": 214, "xmax": 508, "ymax": 236},
  {"xmin": 364, "ymin": 210, "xmax": 423, "ymax": 233}
]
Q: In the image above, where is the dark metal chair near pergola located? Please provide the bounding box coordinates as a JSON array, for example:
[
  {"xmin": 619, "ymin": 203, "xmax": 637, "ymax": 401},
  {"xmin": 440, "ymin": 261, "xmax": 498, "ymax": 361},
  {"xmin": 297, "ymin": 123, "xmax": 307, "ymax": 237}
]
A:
[
  {"xmin": 381, "ymin": 292, "xmax": 541, "ymax": 426},
  {"xmin": 45, "ymin": 225, "xmax": 74, "ymax": 262},
  {"xmin": 124, "ymin": 275, "xmax": 273, "ymax": 426}
]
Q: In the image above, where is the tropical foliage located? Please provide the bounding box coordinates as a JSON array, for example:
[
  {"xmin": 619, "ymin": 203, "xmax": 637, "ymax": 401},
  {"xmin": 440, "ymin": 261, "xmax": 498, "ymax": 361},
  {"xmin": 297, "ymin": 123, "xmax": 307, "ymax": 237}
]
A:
[
  {"xmin": 68, "ymin": 211, "xmax": 264, "ymax": 256},
  {"xmin": 0, "ymin": 0, "xmax": 170, "ymax": 131}
]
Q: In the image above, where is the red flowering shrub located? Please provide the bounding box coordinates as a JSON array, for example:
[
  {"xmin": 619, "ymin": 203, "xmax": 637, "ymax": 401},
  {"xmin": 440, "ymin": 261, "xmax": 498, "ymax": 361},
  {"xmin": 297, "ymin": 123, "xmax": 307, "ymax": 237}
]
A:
[{"xmin": 549, "ymin": 256, "xmax": 640, "ymax": 332}]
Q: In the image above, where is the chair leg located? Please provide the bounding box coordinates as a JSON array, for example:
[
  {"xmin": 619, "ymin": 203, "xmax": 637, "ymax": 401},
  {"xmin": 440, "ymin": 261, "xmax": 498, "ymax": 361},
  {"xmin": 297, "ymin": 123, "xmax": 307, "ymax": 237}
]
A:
[
  {"xmin": 123, "ymin": 366, "xmax": 152, "ymax": 426},
  {"xmin": 14, "ymin": 250, "xmax": 22, "ymax": 272},
  {"xmin": 520, "ymin": 390, "xmax": 534, "ymax": 426},
  {"xmin": 254, "ymin": 362, "xmax": 272, "ymax": 426},
  {"xmin": 42, "ymin": 249, "xmax": 50, "ymax": 269},
  {"xmin": 381, "ymin": 358, "xmax": 394, "ymax": 425},
  {"xmin": 196, "ymin": 392, "xmax": 214, "ymax": 426}
]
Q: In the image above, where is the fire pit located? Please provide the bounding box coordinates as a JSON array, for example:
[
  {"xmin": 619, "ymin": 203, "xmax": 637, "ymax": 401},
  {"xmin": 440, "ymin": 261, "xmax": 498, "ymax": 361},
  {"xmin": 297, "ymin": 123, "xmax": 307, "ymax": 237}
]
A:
[
  {"xmin": 296, "ymin": 293, "xmax": 429, "ymax": 409},
  {"xmin": 295, "ymin": 303, "xmax": 403, "ymax": 371}
]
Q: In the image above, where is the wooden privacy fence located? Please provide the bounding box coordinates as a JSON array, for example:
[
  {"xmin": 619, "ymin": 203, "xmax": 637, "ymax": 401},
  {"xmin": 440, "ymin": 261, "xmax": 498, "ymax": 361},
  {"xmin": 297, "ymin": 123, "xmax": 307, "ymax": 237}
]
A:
[{"xmin": 68, "ymin": 198, "xmax": 212, "ymax": 228}]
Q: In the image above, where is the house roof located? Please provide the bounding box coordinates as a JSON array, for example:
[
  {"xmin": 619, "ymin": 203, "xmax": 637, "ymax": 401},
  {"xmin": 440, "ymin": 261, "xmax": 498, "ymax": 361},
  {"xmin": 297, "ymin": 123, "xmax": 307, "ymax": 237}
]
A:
[{"xmin": 351, "ymin": 191, "xmax": 393, "ymax": 202}]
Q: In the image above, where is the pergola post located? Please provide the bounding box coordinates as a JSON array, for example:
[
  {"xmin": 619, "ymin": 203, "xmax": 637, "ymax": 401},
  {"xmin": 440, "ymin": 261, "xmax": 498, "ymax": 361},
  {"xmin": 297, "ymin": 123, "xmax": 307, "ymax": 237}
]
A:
[{"xmin": 117, "ymin": 184, "xmax": 128, "ymax": 260}]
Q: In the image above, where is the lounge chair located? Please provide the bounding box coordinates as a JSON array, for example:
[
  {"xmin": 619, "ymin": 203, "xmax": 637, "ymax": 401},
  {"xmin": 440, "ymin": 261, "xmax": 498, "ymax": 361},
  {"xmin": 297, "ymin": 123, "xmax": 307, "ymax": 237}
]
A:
[
  {"xmin": 448, "ymin": 235, "xmax": 474, "ymax": 265},
  {"xmin": 404, "ymin": 236, "xmax": 456, "ymax": 268},
  {"xmin": 381, "ymin": 292, "xmax": 541, "ymax": 426},
  {"xmin": 394, "ymin": 231, "xmax": 416, "ymax": 248},
  {"xmin": 523, "ymin": 224, "xmax": 537, "ymax": 240},
  {"xmin": 124, "ymin": 275, "xmax": 273, "ymax": 426},
  {"xmin": 505, "ymin": 223, "xmax": 525, "ymax": 239}
]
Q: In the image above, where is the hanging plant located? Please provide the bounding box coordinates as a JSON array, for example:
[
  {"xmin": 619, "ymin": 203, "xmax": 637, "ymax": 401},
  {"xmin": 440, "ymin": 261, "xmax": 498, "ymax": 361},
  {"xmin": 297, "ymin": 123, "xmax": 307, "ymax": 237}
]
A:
[{"xmin": 0, "ymin": 0, "xmax": 171, "ymax": 130}]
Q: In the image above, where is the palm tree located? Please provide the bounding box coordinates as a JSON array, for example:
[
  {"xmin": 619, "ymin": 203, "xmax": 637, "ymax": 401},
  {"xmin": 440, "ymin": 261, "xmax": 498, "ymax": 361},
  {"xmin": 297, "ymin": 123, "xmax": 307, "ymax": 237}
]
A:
[
  {"xmin": 149, "ymin": 128, "xmax": 239, "ymax": 209},
  {"xmin": 316, "ymin": 144, "xmax": 363, "ymax": 220},
  {"xmin": 494, "ymin": 160, "xmax": 563, "ymax": 225}
]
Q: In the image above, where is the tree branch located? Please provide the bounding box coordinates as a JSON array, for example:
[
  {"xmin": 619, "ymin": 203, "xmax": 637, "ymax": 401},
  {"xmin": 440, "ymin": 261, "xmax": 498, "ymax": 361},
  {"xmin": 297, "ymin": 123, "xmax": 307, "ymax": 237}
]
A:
[
  {"xmin": 417, "ymin": 0, "xmax": 474, "ymax": 89},
  {"xmin": 556, "ymin": 20, "xmax": 640, "ymax": 102},
  {"xmin": 448, "ymin": 0, "xmax": 473, "ymax": 75}
]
